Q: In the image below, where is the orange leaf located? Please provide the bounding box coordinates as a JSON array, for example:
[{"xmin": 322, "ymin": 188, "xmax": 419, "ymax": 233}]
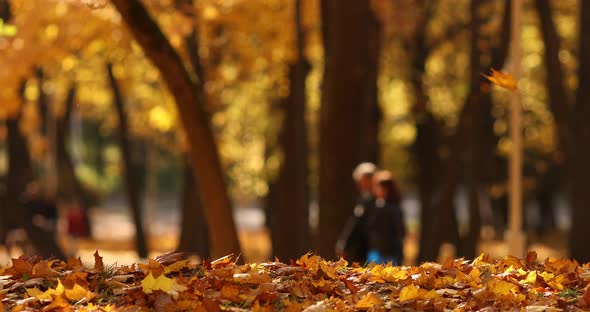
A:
[
  {"xmin": 356, "ymin": 292, "xmax": 383, "ymax": 309},
  {"xmin": 482, "ymin": 68, "xmax": 518, "ymax": 91},
  {"xmin": 220, "ymin": 284, "xmax": 242, "ymax": 302},
  {"xmin": 41, "ymin": 295, "xmax": 69, "ymax": 311},
  {"xmin": 399, "ymin": 284, "xmax": 421, "ymax": 302}
]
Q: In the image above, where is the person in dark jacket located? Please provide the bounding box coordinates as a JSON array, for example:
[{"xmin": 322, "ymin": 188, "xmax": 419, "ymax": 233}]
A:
[
  {"xmin": 366, "ymin": 170, "xmax": 406, "ymax": 265},
  {"xmin": 335, "ymin": 162, "xmax": 377, "ymax": 263}
]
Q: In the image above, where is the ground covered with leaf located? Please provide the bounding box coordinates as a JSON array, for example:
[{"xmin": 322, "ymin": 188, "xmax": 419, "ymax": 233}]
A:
[{"xmin": 1, "ymin": 251, "xmax": 589, "ymax": 311}]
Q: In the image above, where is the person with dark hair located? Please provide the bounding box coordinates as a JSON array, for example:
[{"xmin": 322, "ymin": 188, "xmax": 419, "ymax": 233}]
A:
[
  {"xmin": 335, "ymin": 162, "xmax": 377, "ymax": 263},
  {"xmin": 366, "ymin": 170, "xmax": 406, "ymax": 265}
]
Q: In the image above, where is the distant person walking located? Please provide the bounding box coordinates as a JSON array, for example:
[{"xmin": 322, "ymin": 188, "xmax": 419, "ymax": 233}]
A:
[
  {"xmin": 335, "ymin": 162, "xmax": 377, "ymax": 263},
  {"xmin": 366, "ymin": 170, "xmax": 406, "ymax": 265}
]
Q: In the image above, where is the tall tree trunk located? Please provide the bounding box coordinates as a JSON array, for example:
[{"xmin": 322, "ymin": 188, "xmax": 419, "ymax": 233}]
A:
[
  {"xmin": 178, "ymin": 158, "xmax": 210, "ymax": 258},
  {"xmin": 457, "ymin": 0, "xmax": 511, "ymax": 259},
  {"xmin": 570, "ymin": 0, "xmax": 590, "ymax": 263},
  {"xmin": 534, "ymin": 0, "xmax": 572, "ymax": 237},
  {"xmin": 272, "ymin": 0, "xmax": 311, "ymax": 261},
  {"xmin": 535, "ymin": 0, "xmax": 572, "ymax": 158},
  {"xmin": 318, "ymin": 0, "xmax": 371, "ymax": 258},
  {"xmin": 111, "ymin": 0, "xmax": 242, "ymax": 259},
  {"xmin": 106, "ymin": 63, "xmax": 149, "ymax": 259},
  {"xmin": 4, "ymin": 81, "xmax": 66, "ymax": 259},
  {"xmin": 360, "ymin": 8, "xmax": 383, "ymax": 164},
  {"xmin": 176, "ymin": 2, "xmax": 212, "ymax": 257},
  {"xmin": 408, "ymin": 2, "xmax": 446, "ymax": 262},
  {"xmin": 4, "ymin": 112, "xmax": 31, "ymax": 236}
]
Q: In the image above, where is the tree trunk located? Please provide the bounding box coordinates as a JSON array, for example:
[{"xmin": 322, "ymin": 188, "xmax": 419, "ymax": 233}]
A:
[
  {"xmin": 271, "ymin": 0, "xmax": 311, "ymax": 261},
  {"xmin": 4, "ymin": 82, "xmax": 66, "ymax": 259},
  {"xmin": 534, "ymin": 0, "xmax": 572, "ymax": 238},
  {"xmin": 570, "ymin": 0, "xmax": 590, "ymax": 263},
  {"xmin": 111, "ymin": 0, "xmax": 241, "ymax": 259},
  {"xmin": 176, "ymin": 6, "xmax": 212, "ymax": 258},
  {"xmin": 178, "ymin": 158, "xmax": 210, "ymax": 258},
  {"xmin": 106, "ymin": 63, "xmax": 149, "ymax": 259},
  {"xmin": 458, "ymin": 0, "xmax": 511, "ymax": 259},
  {"xmin": 4, "ymin": 113, "xmax": 31, "ymax": 235},
  {"xmin": 360, "ymin": 8, "xmax": 382, "ymax": 164},
  {"xmin": 408, "ymin": 3, "xmax": 446, "ymax": 262},
  {"xmin": 318, "ymin": 0, "xmax": 371, "ymax": 258},
  {"xmin": 535, "ymin": 0, "xmax": 572, "ymax": 158}
]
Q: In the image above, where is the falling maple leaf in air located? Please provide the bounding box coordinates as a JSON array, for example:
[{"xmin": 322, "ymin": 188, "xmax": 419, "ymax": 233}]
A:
[{"xmin": 482, "ymin": 68, "xmax": 518, "ymax": 91}]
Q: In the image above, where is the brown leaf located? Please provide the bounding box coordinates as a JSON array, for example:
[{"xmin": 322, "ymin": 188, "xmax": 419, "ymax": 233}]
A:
[
  {"xmin": 65, "ymin": 257, "xmax": 83, "ymax": 270},
  {"xmin": 32, "ymin": 261, "xmax": 60, "ymax": 278},
  {"xmin": 526, "ymin": 251, "xmax": 538, "ymax": 266},
  {"xmin": 93, "ymin": 251, "xmax": 104, "ymax": 273},
  {"xmin": 10, "ymin": 258, "xmax": 33, "ymax": 277},
  {"xmin": 154, "ymin": 251, "xmax": 188, "ymax": 266}
]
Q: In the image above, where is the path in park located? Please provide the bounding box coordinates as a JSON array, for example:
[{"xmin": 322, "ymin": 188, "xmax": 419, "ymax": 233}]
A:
[{"xmin": 0, "ymin": 192, "xmax": 569, "ymax": 266}]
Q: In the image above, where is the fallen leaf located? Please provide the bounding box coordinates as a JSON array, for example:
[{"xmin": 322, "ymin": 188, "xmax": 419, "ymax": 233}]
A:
[
  {"xmin": 93, "ymin": 251, "xmax": 104, "ymax": 273},
  {"xmin": 140, "ymin": 272, "xmax": 187, "ymax": 297},
  {"xmin": 220, "ymin": 284, "xmax": 242, "ymax": 302},
  {"xmin": 10, "ymin": 258, "xmax": 33, "ymax": 276},
  {"xmin": 488, "ymin": 280, "xmax": 518, "ymax": 296},
  {"xmin": 32, "ymin": 261, "xmax": 60, "ymax": 278},
  {"xmin": 42, "ymin": 295, "xmax": 69, "ymax": 311},
  {"xmin": 65, "ymin": 283, "xmax": 93, "ymax": 301},
  {"xmin": 356, "ymin": 292, "xmax": 383, "ymax": 309},
  {"xmin": 399, "ymin": 284, "xmax": 421, "ymax": 302}
]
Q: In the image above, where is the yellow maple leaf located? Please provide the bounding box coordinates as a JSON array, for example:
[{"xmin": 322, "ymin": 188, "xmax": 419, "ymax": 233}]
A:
[
  {"xmin": 482, "ymin": 68, "xmax": 518, "ymax": 91},
  {"xmin": 356, "ymin": 292, "xmax": 383, "ymax": 309},
  {"xmin": 28, "ymin": 280, "xmax": 65, "ymax": 300},
  {"xmin": 164, "ymin": 260, "xmax": 190, "ymax": 274},
  {"xmin": 141, "ymin": 272, "xmax": 187, "ymax": 297},
  {"xmin": 65, "ymin": 283, "xmax": 94, "ymax": 301},
  {"xmin": 399, "ymin": 284, "xmax": 421, "ymax": 302},
  {"xmin": 488, "ymin": 280, "xmax": 518, "ymax": 296},
  {"xmin": 43, "ymin": 295, "xmax": 70, "ymax": 310},
  {"xmin": 522, "ymin": 271, "xmax": 538, "ymax": 285}
]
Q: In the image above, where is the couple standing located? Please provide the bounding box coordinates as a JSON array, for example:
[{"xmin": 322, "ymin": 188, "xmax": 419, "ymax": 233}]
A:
[{"xmin": 335, "ymin": 163, "xmax": 406, "ymax": 265}]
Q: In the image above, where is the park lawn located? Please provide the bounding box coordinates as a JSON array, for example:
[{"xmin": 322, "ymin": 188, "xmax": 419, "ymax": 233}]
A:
[{"xmin": 0, "ymin": 251, "xmax": 588, "ymax": 311}]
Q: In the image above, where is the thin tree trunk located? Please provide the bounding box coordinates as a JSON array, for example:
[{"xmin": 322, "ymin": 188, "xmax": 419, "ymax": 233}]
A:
[
  {"xmin": 178, "ymin": 158, "xmax": 210, "ymax": 258},
  {"xmin": 106, "ymin": 63, "xmax": 149, "ymax": 259},
  {"xmin": 318, "ymin": 0, "xmax": 370, "ymax": 258},
  {"xmin": 111, "ymin": 0, "xmax": 241, "ymax": 259},
  {"xmin": 570, "ymin": 0, "xmax": 590, "ymax": 263},
  {"xmin": 272, "ymin": 0, "xmax": 311, "ymax": 261}
]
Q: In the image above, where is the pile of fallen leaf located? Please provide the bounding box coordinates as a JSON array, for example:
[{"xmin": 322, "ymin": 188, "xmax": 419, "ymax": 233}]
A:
[{"xmin": 1, "ymin": 251, "xmax": 589, "ymax": 311}]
